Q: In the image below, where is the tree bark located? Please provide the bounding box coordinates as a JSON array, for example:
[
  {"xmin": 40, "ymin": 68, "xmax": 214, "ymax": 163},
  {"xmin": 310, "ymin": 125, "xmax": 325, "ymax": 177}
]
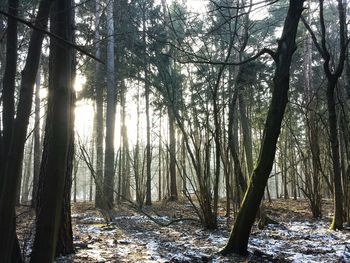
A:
[
  {"xmin": 1, "ymin": 0, "xmax": 18, "ymax": 176},
  {"xmin": 144, "ymin": 14, "xmax": 152, "ymax": 206},
  {"xmin": 30, "ymin": 0, "xmax": 73, "ymax": 260},
  {"xmin": 0, "ymin": 0, "xmax": 55, "ymax": 261},
  {"xmin": 168, "ymin": 108, "xmax": 178, "ymax": 201},
  {"xmin": 103, "ymin": 0, "xmax": 116, "ymax": 210},
  {"xmin": 221, "ymin": 0, "xmax": 304, "ymax": 255},
  {"xmin": 32, "ymin": 68, "xmax": 42, "ymax": 208},
  {"xmin": 94, "ymin": 0, "xmax": 104, "ymax": 209}
]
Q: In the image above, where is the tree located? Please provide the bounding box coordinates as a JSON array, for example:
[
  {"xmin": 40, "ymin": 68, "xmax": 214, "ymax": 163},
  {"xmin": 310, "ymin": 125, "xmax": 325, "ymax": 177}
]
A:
[
  {"xmin": 103, "ymin": 0, "xmax": 117, "ymax": 210},
  {"xmin": 302, "ymin": 0, "xmax": 347, "ymax": 230},
  {"xmin": 0, "ymin": 0, "xmax": 55, "ymax": 261},
  {"xmin": 94, "ymin": 0, "xmax": 104, "ymax": 209},
  {"xmin": 32, "ymin": 68, "xmax": 42, "ymax": 208},
  {"xmin": 30, "ymin": 0, "xmax": 74, "ymax": 260},
  {"xmin": 221, "ymin": 0, "xmax": 305, "ymax": 255},
  {"xmin": 1, "ymin": 0, "xmax": 18, "ymax": 176}
]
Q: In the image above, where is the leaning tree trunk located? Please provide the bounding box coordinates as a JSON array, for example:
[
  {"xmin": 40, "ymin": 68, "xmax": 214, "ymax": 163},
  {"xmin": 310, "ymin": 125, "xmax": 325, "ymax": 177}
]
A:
[
  {"xmin": 221, "ymin": 0, "xmax": 304, "ymax": 255},
  {"xmin": 0, "ymin": 0, "xmax": 55, "ymax": 261},
  {"xmin": 30, "ymin": 0, "xmax": 73, "ymax": 260}
]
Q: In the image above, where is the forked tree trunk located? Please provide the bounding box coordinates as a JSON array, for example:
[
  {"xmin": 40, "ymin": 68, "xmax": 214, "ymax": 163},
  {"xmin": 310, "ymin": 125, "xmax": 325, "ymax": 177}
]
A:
[{"xmin": 221, "ymin": 0, "xmax": 304, "ymax": 255}]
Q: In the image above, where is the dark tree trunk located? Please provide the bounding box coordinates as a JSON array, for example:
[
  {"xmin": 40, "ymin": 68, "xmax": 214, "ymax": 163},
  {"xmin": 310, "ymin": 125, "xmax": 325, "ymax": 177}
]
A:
[
  {"xmin": 94, "ymin": 0, "xmax": 104, "ymax": 209},
  {"xmin": 0, "ymin": 0, "xmax": 55, "ymax": 261},
  {"xmin": 56, "ymin": 9, "xmax": 76, "ymax": 256},
  {"xmin": 1, "ymin": 0, "xmax": 18, "ymax": 174},
  {"xmin": 56, "ymin": 94, "xmax": 75, "ymax": 256},
  {"xmin": 168, "ymin": 108, "xmax": 178, "ymax": 201},
  {"xmin": 30, "ymin": 0, "xmax": 73, "ymax": 260},
  {"xmin": 221, "ymin": 0, "xmax": 304, "ymax": 255},
  {"xmin": 228, "ymin": 85, "xmax": 246, "ymax": 201},
  {"xmin": 328, "ymin": 79, "xmax": 344, "ymax": 230},
  {"xmin": 302, "ymin": 0, "xmax": 347, "ymax": 229}
]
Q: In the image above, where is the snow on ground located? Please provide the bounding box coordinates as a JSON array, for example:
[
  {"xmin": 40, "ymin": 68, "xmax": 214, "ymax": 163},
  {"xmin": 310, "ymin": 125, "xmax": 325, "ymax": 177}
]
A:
[
  {"xmin": 250, "ymin": 221, "xmax": 350, "ymax": 262},
  {"xmin": 18, "ymin": 201, "xmax": 350, "ymax": 262},
  {"xmin": 65, "ymin": 211, "xmax": 350, "ymax": 262}
]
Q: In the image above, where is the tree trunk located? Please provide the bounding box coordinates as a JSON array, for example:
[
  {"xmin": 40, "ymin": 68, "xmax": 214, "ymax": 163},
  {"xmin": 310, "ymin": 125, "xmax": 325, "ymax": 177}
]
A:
[
  {"xmin": 303, "ymin": 6, "xmax": 322, "ymax": 216},
  {"xmin": 158, "ymin": 113, "xmax": 162, "ymax": 201},
  {"xmin": 103, "ymin": 0, "xmax": 116, "ymax": 210},
  {"xmin": 30, "ymin": 0, "xmax": 73, "ymax": 260},
  {"xmin": 1, "ymin": 0, "xmax": 18, "ymax": 177},
  {"xmin": 32, "ymin": 68, "xmax": 42, "ymax": 208},
  {"xmin": 168, "ymin": 108, "xmax": 178, "ymax": 201},
  {"xmin": 94, "ymin": 0, "xmax": 104, "ymax": 209},
  {"xmin": 221, "ymin": 0, "xmax": 304, "ymax": 255},
  {"xmin": 56, "ymin": 92, "xmax": 75, "ymax": 257},
  {"xmin": 0, "ymin": 0, "xmax": 55, "ymax": 261},
  {"xmin": 143, "ymin": 11, "xmax": 152, "ymax": 205},
  {"xmin": 21, "ymin": 137, "xmax": 34, "ymax": 204},
  {"xmin": 328, "ymin": 79, "xmax": 343, "ymax": 230},
  {"xmin": 238, "ymin": 92, "xmax": 253, "ymax": 175}
]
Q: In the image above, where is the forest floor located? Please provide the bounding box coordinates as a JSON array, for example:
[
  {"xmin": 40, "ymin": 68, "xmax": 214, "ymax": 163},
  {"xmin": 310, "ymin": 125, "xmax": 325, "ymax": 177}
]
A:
[{"xmin": 17, "ymin": 199, "xmax": 350, "ymax": 262}]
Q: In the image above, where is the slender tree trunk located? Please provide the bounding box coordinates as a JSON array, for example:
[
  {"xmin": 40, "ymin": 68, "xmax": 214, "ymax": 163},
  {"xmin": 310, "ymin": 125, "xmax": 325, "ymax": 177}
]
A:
[
  {"xmin": 21, "ymin": 137, "xmax": 34, "ymax": 204},
  {"xmin": 238, "ymin": 92, "xmax": 253, "ymax": 175},
  {"xmin": 168, "ymin": 108, "xmax": 177, "ymax": 201},
  {"xmin": 103, "ymin": 0, "xmax": 116, "ymax": 210},
  {"xmin": 144, "ymin": 13, "xmax": 152, "ymax": 205},
  {"xmin": 303, "ymin": 6, "xmax": 322, "ymax": 216},
  {"xmin": 32, "ymin": 68, "xmax": 42, "ymax": 208},
  {"xmin": 328, "ymin": 80, "xmax": 343, "ymax": 230},
  {"xmin": 94, "ymin": 0, "xmax": 104, "ymax": 209},
  {"xmin": 221, "ymin": 0, "xmax": 304, "ymax": 255},
  {"xmin": 158, "ymin": 114, "xmax": 162, "ymax": 201}
]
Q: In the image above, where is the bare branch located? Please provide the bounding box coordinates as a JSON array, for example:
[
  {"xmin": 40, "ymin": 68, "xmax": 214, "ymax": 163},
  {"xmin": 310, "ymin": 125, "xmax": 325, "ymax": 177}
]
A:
[
  {"xmin": 175, "ymin": 47, "xmax": 276, "ymax": 66},
  {"xmin": 0, "ymin": 10, "xmax": 105, "ymax": 64}
]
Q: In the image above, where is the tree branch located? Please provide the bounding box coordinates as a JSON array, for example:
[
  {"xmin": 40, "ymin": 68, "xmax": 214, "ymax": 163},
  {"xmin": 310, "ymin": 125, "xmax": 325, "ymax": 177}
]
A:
[
  {"xmin": 175, "ymin": 47, "xmax": 276, "ymax": 66},
  {"xmin": 0, "ymin": 9, "xmax": 105, "ymax": 64},
  {"xmin": 301, "ymin": 15, "xmax": 324, "ymax": 57}
]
